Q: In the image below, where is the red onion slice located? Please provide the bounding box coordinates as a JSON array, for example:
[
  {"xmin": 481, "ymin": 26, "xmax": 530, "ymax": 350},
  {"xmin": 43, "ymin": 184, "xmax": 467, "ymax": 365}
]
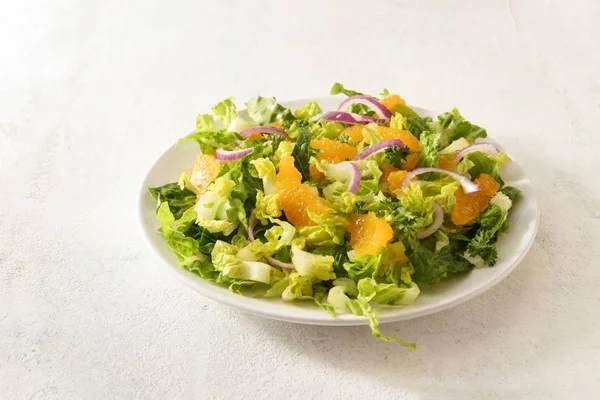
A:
[
  {"xmin": 239, "ymin": 126, "xmax": 294, "ymax": 141},
  {"xmin": 346, "ymin": 162, "xmax": 361, "ymax": 193},
  {"xmin": 215, "ymin": 148, "xmax": 253, "ymax": 161},
  {"xmin": 417, "ymin": 201, "xmax": 444, "ymax": 240},
  {"xmin": 353, "ymin": 138, "xmax": 404, "ymax": 161},
  {"xmin": 401, "ymin": 167, "xmax": 480, "ymax": 194},
  {"xmin": 264, "ymin": 256, "xmax": 295, "ymax": 270},
  {"xmin": 246, "ymin": 209, "xmax": 295, "ymax": 270},
  {"xmin": 247, "ymin": 209, "xmax": 257, "ymax": 241},
  {"xmin": 311, "ymin": 111, "xmax": 387, "ymax": 125},
  {"xmin": 454, "ymin": 143, "xmax": 500, "ymax": 161},
  {"xmin": 337, "ymin": 95, "xmax": 393, "ymax": 119}
]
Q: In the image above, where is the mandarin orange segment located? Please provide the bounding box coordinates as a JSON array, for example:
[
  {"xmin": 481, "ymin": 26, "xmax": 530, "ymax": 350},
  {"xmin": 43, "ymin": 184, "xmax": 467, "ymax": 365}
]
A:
[
  {"xmin": 403, "ymin": 153, "xmax": 420, "ymax": 171},
  {"xmin": 339, "ymin": 125, "xmax": 364, "ymax": 143},
  {"xmin": 348, "ymin": 212, "xmax": 394, "ymax": 255},
  {"xmin": 365, "ymin": 123, "xmax": 421, "ymax": 152},
  {"xmin": 451, "ymin": 187, "xmax": 489, "ymax": 226},
  {"xmin": 190, "ymin": 154, "xmax": 223, "ymax": 194},
  {"xmin": 387, "ymin": 170, "xmax": 409, "ymax": 197},
  {"xmin": 381, "ymin": 164, "xmax": 400, "ymax": 183},
  {"xmin": 380, "ymin": 94, "xmax": 407, "ymax": 112},
  {"xmin": 247, "ymin": 132, "xmax": 264, "ymax": 141},
  {"xmin": 309, "ymin": 164, "xmax": 324, "ymax": 181},
  {"xmin": 310, "ymin": 138, "xmax": 358, "ymax": 163},
  {"xmin": 438, "ymin": 155, "xmax": 458, "ymax": 171},
  {"xmin": 474, "ymin": 173, "xmax": 500, "ymax": 197},
  {"xmin": 276, "ymin": 156, "xmax": 331, "ymax": 226}
]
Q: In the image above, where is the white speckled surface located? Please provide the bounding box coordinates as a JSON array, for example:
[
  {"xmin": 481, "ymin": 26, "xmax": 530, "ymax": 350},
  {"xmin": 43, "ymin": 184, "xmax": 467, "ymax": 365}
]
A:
[{"xmin": 1, "ymin": 0, "xmax": 599, "ymax": 399}]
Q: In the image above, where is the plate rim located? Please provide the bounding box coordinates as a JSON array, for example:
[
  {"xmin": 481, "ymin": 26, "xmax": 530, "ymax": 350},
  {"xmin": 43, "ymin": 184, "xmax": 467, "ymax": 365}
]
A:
[{"xmin": 137, "ymin": 96, "xmax": 540, "ymax": 326}]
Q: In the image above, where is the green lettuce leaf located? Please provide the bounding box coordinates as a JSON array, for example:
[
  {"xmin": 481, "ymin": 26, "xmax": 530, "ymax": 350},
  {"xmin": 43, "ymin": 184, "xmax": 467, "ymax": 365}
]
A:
[
  {"xmin": 499, "ymin": 186, "xmax": 521, "ymax": 202},
  {"xmin": 310, "ymin": 120, "xmax": 345, "ymax": 140},
  {"xmin": 327, "ymin": 278, "xmax": 416, "ymax": 350},
  {"xmin": 355, "ymin": 159, "xmax": 382, "ymax": 196},
  {"xmin": 466, "ymin": 192, "xmax": 513, "ymax": 265},
  {"xmin": 148, "ymin": 183, "xmax": 196, "ymax": 220},
  {"xmin": 211, "ymin": 240, "xmax": 273, "ymax": 284},
  {"xmin": 294, "ymin": 100, "xmax": 322, "ymax": 120},
  {"xmin": 330, "ymin": 82, "xmax": 364, "ymax": 97},
  {"xmin": 357, "ymin": 278, "xmax": 420, "ymax": 306},
  {"xmin": 403, "ymin": 232, "xmax": 473, "ymax": 283},
  {"xmin": 297, "ymin": 211, "xmax": 348, "ymax": 247},
  {"xmin": 278, "ymin": 273, "xmax": 335, "ymax": 317},
  {"xmin": 254, "ymin": 191, "xmax": 282, "ymax": 224},
  {"xmin": 426, "ymin": 108, "xmax": 487, "ymax": 148},
  {"xmin": 178, "ymin": 172, "xmax": 201, "ymax": 196},
  {"xmin": 291, "ymin": 126, "xmax": 313, "ymax": 181},
  {"xmin": 418, "ymin": 131, "xmax": 440, "ymax": 167},
  {"xmin": 291, "ymin": 245, "xmax": 336, "ymax": 281},
  {"xmin": 178, "ymin": 129, "xmax": 239, "ymax": 155},
  {"xmin": 196, "ymin": 114, "xmax": 216, "ymax": 131},
  {"xmin": 156, "ymin": 202, "xmax": 204, "ymax": 266},
  {"xmin": 466, "ymin": 152, "xmax": 511, "ymax": 186},
  {"xmin": 274, "ymin": 141, "xmax": 294, "ymax": 161},
  {"xmin": 194, "ymin": 178, "xmax": 243, "ymax": 234},
  {"xmin": 211, "ymin": 98, "xmax": 239, "ymax": 129},
  {"xmin": 250, "ymin": 158, "xmax": 277, "ymax": 195},
  {"xmin": 327, "ymin": 191, "xmax": 359, "ymax": 215},
  {"xmin": 343, "ymin": 252, "xmax": 385, "ymax": 281},
  {"xmin": 246, "ymin": 96, "xmax": 294, "ymax": 125}
]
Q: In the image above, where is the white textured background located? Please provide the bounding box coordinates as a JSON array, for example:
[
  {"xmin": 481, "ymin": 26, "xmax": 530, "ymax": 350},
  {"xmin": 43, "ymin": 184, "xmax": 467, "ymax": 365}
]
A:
[{"xmin": 1, "ymin": 0, "xmax": 599, "ymax": 399}]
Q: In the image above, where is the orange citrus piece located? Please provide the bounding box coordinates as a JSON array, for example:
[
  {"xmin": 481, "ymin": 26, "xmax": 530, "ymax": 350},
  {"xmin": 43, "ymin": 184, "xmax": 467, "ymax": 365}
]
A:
[
  {"xmin": 277, "ymin": 156, "xmax": 331, "ymax": 226},
  {"xmin": 381, "ymin": 164, "xmax": 400, "ymax": 183},
  {"xmin": 310, "ymin": 138, "xmax": 358, "ymax": 163},
  {"xmin": 387, "ymin": 170, "xmax": 409, "ymax": 197},
  {"xmin": 451, "ymin": 187, "xmax": 489, "ymax": 226},
  {"xmin": 380, "ymin": 94, "xmax": 407, "ymax": 112},
  {"xmin": 474, "ymin": 173, "xmax": 500, "ymax": 197},
  {"xmin": 365, "ymin": 123, "xmax": 421, "ymax": 152},
  {"xmin": 438, "ymin": 155, "xmax": 458, "ymax": 171},
  {"xmin": 348, "ymin": 212, "xmax": 394, "ymax": 255},
  {"xmin": 190, "ymin": 154, "xmax": 223, "ymax": 194},
  {"xmin": 339, "ymin": 125, "xmax": 364, "ymax": 143},
  {"xmin": 309, "ymin": 138, "xmax": 358, "ymax": 180},
  {"xmin": 403, "ymin": 153, "xmax": 420, "ymax": 171}
]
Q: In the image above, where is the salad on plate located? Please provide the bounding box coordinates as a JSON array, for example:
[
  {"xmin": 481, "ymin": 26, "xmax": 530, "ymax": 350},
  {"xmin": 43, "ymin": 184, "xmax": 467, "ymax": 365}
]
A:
[{"xmin": 149, "ymin": 83, "xmax": 521, "ymax": 350}]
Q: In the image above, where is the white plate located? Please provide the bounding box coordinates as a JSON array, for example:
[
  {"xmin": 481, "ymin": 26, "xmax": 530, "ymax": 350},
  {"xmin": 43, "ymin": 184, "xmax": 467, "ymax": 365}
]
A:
[{"xmin": 138, "ymin": 96, "xmax": 539, "ymax": 326}]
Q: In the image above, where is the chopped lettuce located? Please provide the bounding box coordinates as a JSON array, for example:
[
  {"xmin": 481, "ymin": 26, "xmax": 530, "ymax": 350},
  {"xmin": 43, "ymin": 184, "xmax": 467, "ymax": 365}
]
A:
[
  {"xmin": 357, "ymin": 278, "xmax": 420, "ymax": 306},
  {"xmin": 418, "ymin": 130, "xmax": 440, "ymax": 167},
  {"xmin": 211, "ymin": 98, "xmax": 239, "ymax": 129},
  {"xmin": 327, "ymin": 278, "xmax": 416, "ymax": 351},
  {"xmin": 250, "ymin": 158, "xmax": 277, "ymax": 195},
  {"xmin": 291, "ymin": 245, "xmax": 336, "ymax": 281},
  {"xmin": 194, "ymin": 178, "xmax": 244, "ymax": 234},
  {"xmin": 291, "ymin": 126, "xmax": 313, "ymax": 181},
  {"xmin": 246, "ymin": 96, "xmax": 294, "ymax": 125},
  {"xmin": 427, "ymin": 108, "xmax": 487, "ymax": 148},
  {"xmin": 196, "ymin": 114, "xmax": 216, "ymax": 131},
  {"xmin": 294, "ymin": 100, "xmax": 322, "ymax": 120},
  {"xmin": 466, "ymin": 192, "xmax": 513, "ymax": 265},
  {"xmin": 466, "ymin": 152, "xmax": 511, "ymax": 186},
  {"xmin": 211, "ymin": 240, "xmax": 273, "ymax": 284},
  {"xmin": 297, "ymin": 211, "xmax": 348, "ymax": 247},
  {"xmin": 355, "ymin": 160, "xmax": 383, "ymax": 196},
  {"xmin": 148, "ymin": 182, "xmax": 196, "ymax": 220},
  {"xmin": 254, "ymin": 191, "xmax": 282, "ymax": 224}
]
